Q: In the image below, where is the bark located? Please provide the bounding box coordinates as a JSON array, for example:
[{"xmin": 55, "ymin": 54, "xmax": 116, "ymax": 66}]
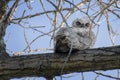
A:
[
  {"xmin": 0, "ymin": 0, "xmax": 20, "ymax": 59},
  {"xmin": 0, "ymin": 46, "xmax": 120, "ymax": 79},
  {"xmin": 0, "ymin": 0, "xmax": 11, "ymax": 59}
]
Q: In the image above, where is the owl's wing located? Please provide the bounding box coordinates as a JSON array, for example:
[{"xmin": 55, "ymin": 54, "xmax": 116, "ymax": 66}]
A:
[
  {"xmin": 54, "ymin": 27, "xmax": 85, "ymax": 52},
  {"xmin": 54, "ymin": 27, "xmax": 76, "ymax": 52},
  {"xmin": 54, "ymin": 27, "xmax": 68, "ymax": 53}
]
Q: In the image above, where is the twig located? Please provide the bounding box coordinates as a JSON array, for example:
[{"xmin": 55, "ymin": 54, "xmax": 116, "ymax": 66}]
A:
[
  {"xmin": 5, "ymin": 0, "xmax": 20, "ymax": 23},
  {"xmin": 47, "ymin": 0, "xmax": 69, "ymax": 27},
  {"xmin": 39, "ymin": 0, "xmax": 53, "ymax": 21},
  {"xmin": 13, "ymin": 8, "xmax": 73, "ymax": 21},
  {"xmin": 9, "ymin": 0, "xmax": 19, "ymax": 21},
  {"xmin": 104, "ymin": 11, "xmax": 115, "ymax": 45},
  {"xmin": 60, "ymin": 42, "xmax": 73, "ymax": 80},
  {"xmin": 94, "ymin": 71, "xmax": 120, "ymax": 80},
  {"xmin": 81, "ymin": 72, "xmax": 84, "ymax": 80},
  {"xmin": 23, "ymin": 24, "xmax": 31, "ymax": 52},
  {"xmin": 93, "ymin": 0, "xmax": 116, "ymax": 20},
  {"xmin": 23, "ymin": 27, "xmax": 60, "ymax": 51},
  {"xmin": 108, "ymin": 9, "xmax": 120, "ymax": 19}
]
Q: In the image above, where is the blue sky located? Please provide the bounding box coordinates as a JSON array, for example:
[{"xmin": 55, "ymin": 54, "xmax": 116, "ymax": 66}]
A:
[
  {"xmin": 6, "ymin": 0, "xmax": 120, "ymax": 55},
  {"xmin": 5, "ymin": 0, "xmax": 120, "ymax": 80}
]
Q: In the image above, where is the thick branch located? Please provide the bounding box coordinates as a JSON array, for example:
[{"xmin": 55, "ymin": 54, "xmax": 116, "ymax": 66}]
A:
[
  {"xmin": 0, "ymin": 0, "xmax": 11, "ymax": 59},
  {"xmin": 0, "ymin": 0, "xmax": 20, "ymax": 59},
  {"xmin": 0, "ymin": 46, "xmax": 120, "ymax": 79}
]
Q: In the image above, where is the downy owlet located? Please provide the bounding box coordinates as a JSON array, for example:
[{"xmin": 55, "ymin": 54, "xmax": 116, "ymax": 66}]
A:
[{"xmin": 54, "ymin": 18, "xmax": 95, "ymax": 53}]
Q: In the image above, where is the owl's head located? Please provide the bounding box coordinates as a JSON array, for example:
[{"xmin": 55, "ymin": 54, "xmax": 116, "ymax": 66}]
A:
[{"xmin": 72, "ymin": 18, "xmax": 92, "ymax": 28}]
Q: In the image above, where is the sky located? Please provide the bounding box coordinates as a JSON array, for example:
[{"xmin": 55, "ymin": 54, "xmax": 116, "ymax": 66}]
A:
[{"xmin": 4, "ymin": 0, "xmax": 120, "ymax": 80}]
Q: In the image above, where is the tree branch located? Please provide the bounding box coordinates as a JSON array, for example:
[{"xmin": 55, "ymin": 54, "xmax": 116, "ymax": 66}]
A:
[{"xmin": 0, "ymin": 45, "xmax": 120, "ymax": 79}]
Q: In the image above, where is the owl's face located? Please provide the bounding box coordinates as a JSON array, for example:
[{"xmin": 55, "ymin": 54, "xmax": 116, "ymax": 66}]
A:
[{"xmin": 72, "ymin": 18, "xmax": 91, "ymax": 29}]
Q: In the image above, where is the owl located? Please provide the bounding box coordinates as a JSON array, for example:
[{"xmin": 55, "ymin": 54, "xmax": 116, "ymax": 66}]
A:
[{"xmin": 54, "ymin": 18, "xmax": 95, "ymax": 53}]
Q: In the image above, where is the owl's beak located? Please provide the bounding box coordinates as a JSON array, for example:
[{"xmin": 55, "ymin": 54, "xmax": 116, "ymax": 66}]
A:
[{"xmin": 80, "ymin": 24, "xmax": 84, "ymax": 28}]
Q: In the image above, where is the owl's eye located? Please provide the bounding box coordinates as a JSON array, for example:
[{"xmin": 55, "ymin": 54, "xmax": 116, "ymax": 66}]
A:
[
  {"xmin": 85, "ymin": 23, "xmax": 90, "ymax": 27},
  {"xmin": 76, "ymin": 21, "xmax": 81, "ymax": 26}
]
